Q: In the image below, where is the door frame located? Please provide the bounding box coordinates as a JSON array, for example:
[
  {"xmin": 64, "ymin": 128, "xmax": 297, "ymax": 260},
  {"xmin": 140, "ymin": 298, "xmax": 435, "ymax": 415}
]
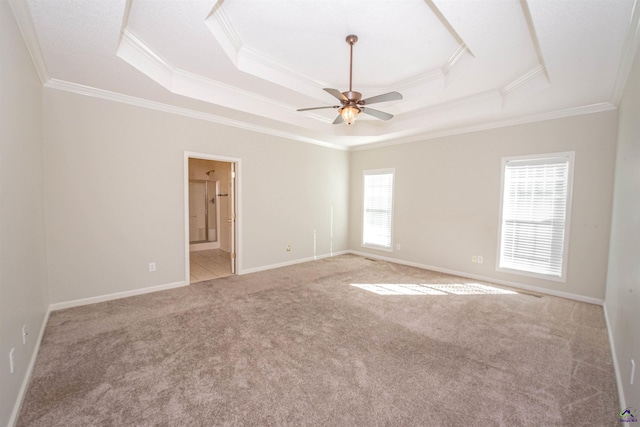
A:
[{"xmin": 184, "ymin": 151, "xmax": 241, "ymax": 284}]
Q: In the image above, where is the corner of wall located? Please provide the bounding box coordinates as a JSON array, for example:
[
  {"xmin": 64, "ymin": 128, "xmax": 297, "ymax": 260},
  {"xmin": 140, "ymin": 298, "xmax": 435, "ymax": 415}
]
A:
[
  {"xmin": 603, "ymin": 302, "xmax": 626, "ymax": 410},
  {"xmin": 7, "ymin": 308, "xmax": 51, "ymax": 426}
]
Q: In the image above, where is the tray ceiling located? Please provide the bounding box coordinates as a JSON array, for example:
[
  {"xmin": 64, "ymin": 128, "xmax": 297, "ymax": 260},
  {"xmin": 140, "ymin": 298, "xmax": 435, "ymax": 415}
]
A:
[{"xmin": 16, "ymin": 0, "xmax": 638, "ymax": 148}]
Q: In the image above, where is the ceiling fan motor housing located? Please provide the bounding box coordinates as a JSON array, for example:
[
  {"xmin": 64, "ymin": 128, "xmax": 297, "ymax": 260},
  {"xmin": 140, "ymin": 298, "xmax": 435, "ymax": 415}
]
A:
[{"xmin": 342, "ymin": 91, "xmax": 362, "ymax": 103}]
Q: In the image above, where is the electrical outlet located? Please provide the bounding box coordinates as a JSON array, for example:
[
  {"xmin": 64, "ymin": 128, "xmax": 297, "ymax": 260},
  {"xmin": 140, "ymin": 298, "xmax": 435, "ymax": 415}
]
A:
[
  {"xmin": 477, "ymin": 256, "xmax": 484, "ymax": 264},
  {"xmin": 396, "ymin": 244, "xmax": 401, "ymax": 251},
  {"xmin": 148, "ymin": 262, "xmax": 156, "ymax": 272},
  {"xmin": 22, "ymin": 325, "xmax": 28, "ymax": 344},
  {"xmin": 472, "ymin": 255, "xmax": 477, "ymax": 263},
  {"xmin": 286, "ymin": 245, "xmax": 291, "ymax": 252},
  {"xmin": 9, "ymin": 348, "xmax": 15, "ymax": 374}
]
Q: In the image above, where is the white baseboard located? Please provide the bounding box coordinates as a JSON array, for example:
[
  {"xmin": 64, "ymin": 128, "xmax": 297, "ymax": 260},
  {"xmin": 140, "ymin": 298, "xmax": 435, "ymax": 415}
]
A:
[
  {"xmin": 347, "ymin": 250, "xmax": 604, "ymax": 305},
  {"xmin": 8, "ymin": 307, "xmax": 51, "ymax": 427},
  {"xmin": 49, "ymin": 251, "xmax": 351, "ymax": 310},
  {"xmin": 603, "ymin": 303, "xmax": 626, "ymax": 410},
  {"xmin": 49, "ymin": 280, "xmax": 188, "ymax": 311},
  {"xmin": 239, "ymin": 251, "xmax": 349, "ymax": 275}
]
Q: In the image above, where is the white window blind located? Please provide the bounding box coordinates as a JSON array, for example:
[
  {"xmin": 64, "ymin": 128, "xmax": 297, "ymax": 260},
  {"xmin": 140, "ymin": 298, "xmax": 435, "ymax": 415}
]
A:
[
  {"xmin": 498, "ymin": 153, "xmax": 573, "ymax": 280},
  {"xmin": 363, "ymin": 170, "xmax": 394, "ymax": 251}
]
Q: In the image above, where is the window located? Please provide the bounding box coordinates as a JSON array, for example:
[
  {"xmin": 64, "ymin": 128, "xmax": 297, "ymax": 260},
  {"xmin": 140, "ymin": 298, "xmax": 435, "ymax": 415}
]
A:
[
  {"xmin": 497, "ymin": 152, "xmax": 574, "ymax": 281},
  {"xmin": 362, "ymin": 169, "xmax": 394, "ymax": 251}
]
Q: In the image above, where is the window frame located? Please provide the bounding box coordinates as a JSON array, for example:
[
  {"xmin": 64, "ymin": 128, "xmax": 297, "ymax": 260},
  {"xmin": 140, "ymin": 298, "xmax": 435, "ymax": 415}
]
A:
[
  {"xmin": 496, "ymin": 152, "xmax": 575, "ymax": 282},
  {"xmin": 362, "ymin": 168, "xmax": 395, "ymax": 252}
]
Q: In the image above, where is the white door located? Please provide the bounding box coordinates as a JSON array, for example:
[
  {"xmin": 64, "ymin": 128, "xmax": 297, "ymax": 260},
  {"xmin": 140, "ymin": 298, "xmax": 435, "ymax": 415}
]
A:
[{"xmin": 229, "ymin": 163, "xmax": 236, "ymax": 274}]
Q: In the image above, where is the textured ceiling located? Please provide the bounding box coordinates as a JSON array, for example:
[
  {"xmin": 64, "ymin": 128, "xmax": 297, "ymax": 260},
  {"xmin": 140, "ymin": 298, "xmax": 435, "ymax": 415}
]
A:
[{"xmin": 16, "ymin": 0, "xmax": 639, "ymax": 149}]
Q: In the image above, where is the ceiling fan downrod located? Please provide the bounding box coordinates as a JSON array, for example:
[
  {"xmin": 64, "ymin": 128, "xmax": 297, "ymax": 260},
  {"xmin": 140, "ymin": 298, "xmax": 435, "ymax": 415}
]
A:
[
  {"xmin": 342, "ymin": 35, "xmax": 362, "ymax": 124},
  {"xmin": 346, "ymin": 34, "xmax": 358, "ymax": 93}
]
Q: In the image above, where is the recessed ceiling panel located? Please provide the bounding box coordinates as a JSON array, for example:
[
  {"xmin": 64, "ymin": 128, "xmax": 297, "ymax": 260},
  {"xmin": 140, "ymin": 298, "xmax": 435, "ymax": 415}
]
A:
[
  {"xmin": 126, "ymin": 0, "xmax": 230, "ymax": 80},
  {"xmin": 207, "ymin": 0, "xmax": 459, "ymax": 89}
]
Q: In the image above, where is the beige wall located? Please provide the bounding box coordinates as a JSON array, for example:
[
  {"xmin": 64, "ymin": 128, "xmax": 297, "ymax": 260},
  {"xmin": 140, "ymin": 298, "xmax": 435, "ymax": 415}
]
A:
[
  {"xmin": 604, "ymin": 41, "xmax": 640, "ymax": 408},
  {"xmin": 350, "ymin": 111, "xmax": 618, "ymax": 300},
  {"xmin": 43, "ymin": 89, "xmax": 350, "ymax": 304},
  {"xmin": 0, "ymin": 2, "xmax": 49, "ymax": 425}
]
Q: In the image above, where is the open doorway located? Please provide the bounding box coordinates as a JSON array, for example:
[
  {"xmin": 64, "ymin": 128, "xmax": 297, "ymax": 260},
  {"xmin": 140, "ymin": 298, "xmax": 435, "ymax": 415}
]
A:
[{"xmin": 185, "ymin": 153, "xmax": 239, "ymax": 284}]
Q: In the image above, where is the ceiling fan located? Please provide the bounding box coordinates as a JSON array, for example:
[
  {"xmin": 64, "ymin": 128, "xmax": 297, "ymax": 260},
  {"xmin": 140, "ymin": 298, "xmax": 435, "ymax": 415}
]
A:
[{"xmin": 297, "ymin": 35, "xmax": 403, "ymax": 125}]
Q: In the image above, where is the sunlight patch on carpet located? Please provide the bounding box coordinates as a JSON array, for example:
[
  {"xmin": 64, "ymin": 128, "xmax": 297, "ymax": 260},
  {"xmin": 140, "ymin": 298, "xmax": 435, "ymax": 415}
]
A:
[{"xmin": 350, "ymin": 282, "xmax": 518, "ymax": 296}]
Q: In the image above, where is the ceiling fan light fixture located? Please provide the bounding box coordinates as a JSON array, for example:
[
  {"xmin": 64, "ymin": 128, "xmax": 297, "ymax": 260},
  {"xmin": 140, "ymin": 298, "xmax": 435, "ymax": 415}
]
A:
[{"xmin": 340, "ymin": 105, "xmax": 361, "ymax": 125}]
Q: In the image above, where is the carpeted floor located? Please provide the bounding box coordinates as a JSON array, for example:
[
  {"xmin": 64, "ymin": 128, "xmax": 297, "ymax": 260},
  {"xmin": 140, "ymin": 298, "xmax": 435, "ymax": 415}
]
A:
[{"xmin": 18, "ymin": 254, "xmax": 619, "ymax": 426}]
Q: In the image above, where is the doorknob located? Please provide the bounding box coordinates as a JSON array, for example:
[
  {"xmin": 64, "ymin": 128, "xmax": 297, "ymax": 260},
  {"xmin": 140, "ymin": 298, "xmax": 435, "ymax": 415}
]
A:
[{"xmin": 226, "ymin": 218, "xmax": 232, "ymax": 223}]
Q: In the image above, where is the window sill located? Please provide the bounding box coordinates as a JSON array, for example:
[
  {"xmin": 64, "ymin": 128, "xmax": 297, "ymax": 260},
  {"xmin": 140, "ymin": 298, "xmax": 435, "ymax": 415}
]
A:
[{"xmin": 496, "ymin": 266, "xmax": 566, "ymax": 283}]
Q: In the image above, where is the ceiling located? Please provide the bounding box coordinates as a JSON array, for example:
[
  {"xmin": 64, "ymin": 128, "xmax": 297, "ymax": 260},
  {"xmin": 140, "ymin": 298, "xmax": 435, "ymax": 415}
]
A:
[{"xmin": 13, "ymin": 0, "xmax": 640, "ymax": 149}]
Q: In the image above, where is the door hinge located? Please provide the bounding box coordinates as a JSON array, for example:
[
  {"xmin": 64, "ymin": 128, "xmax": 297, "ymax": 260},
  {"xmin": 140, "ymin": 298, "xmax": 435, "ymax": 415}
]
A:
[{"xmin": 231, "ymin": 252, "xmax": 236, "ymax": 259}]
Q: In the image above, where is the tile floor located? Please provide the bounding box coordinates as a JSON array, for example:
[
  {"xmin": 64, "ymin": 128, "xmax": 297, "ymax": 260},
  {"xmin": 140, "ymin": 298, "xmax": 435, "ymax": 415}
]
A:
[{"xmin": 190, "ymin": 249, "xmax": 232, "ymax": 283}]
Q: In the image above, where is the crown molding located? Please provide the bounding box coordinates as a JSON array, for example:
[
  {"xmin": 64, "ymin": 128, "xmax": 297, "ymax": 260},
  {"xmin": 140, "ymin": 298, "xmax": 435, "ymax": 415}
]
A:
[
  {"xmin": 174, "ymin": 67, "xmax": 295, "ymax": 112},
  {"xmin": 120, "ymin": 29, "xmax": 173, "ymax": 72},
  {"xmin": 8, "ymin": 0, "xmax": 49, "ymax": 84},
  {"xmin": 350, "ymin": 102, "xmax": 617, "ymax": 151},
  {"xmin": 44, "ymin": 79, "xmax": 347, "ymax": 151},
  {"xmin": 120, "ymin": 6, "xmax": 306, "ymax": 119},
  {"xmin": 520, "ymin": 0, "xmax": 549, "ymax": 81},
  {"xmin": 612, "ymin": 0, "xmax": 640, "ymax": 105},
  {"xmin": 240, "ymin": 45, "xmax": 328, "ymax": 89},
  {"xmin": 118, "ymin": 28, "xmax": 175, "ymax": 88},
  {"xmin": 119, "ymin": 0, "xmax": 133, "ymax": 34},
  {"xmin": 205, "ymin": 1, "xmax": 242, "ymax": 65},
  {"xmin": 441, "ymin": 43, "xmax": 471, "ymax": 76},
  {"xmin": 499, "ymin": 64, "xmax": 550, "ymax": 107},
  {"xmin": 211, "ymin": 3, "xmax": 243, "ymax": 52},
  {"xmin": 501, "ymin": 64, "xmax": 547, "ymax": 95},
  {"xmin": 424, "ymin": 0, "xmax": 474, "ymax": 57},
  {"xmin": 205, "ymin": 4, "xmax": 330, "ymax": 98},
  {"xmin": 205, "ymin": 0, "xmax": 470, "ymax": 98},
  {"xmin": 394, "ymin": 68, "xmax": 444, "ymax": 91},
  {"xmin": 40, "ymin": 78, "xmax": 616, "ymax": 154},
  {"xmin": 117, "ymin": 28, "xmax": 316, "ymax": 126}
]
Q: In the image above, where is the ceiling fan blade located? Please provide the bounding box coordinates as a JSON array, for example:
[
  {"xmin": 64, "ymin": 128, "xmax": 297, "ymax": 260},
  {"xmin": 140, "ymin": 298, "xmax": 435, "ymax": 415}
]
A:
[
  {"xmin": 332, "ymin": 114, "xmax": 344, "ymax": 125},
  {"xmin": 360, "ymin": 91, "xmax": 403, "ymax": 105},
  {"xmin": 324, "ymin": 88, "xmax": 348, "ymax": 102},
  {"xmin": 362, "ymin": 107, "xmax": 393, "ymax": 121},
  {"xmin": 297, "ymin": 106, "xmax": 339, "ymax": 112}
]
